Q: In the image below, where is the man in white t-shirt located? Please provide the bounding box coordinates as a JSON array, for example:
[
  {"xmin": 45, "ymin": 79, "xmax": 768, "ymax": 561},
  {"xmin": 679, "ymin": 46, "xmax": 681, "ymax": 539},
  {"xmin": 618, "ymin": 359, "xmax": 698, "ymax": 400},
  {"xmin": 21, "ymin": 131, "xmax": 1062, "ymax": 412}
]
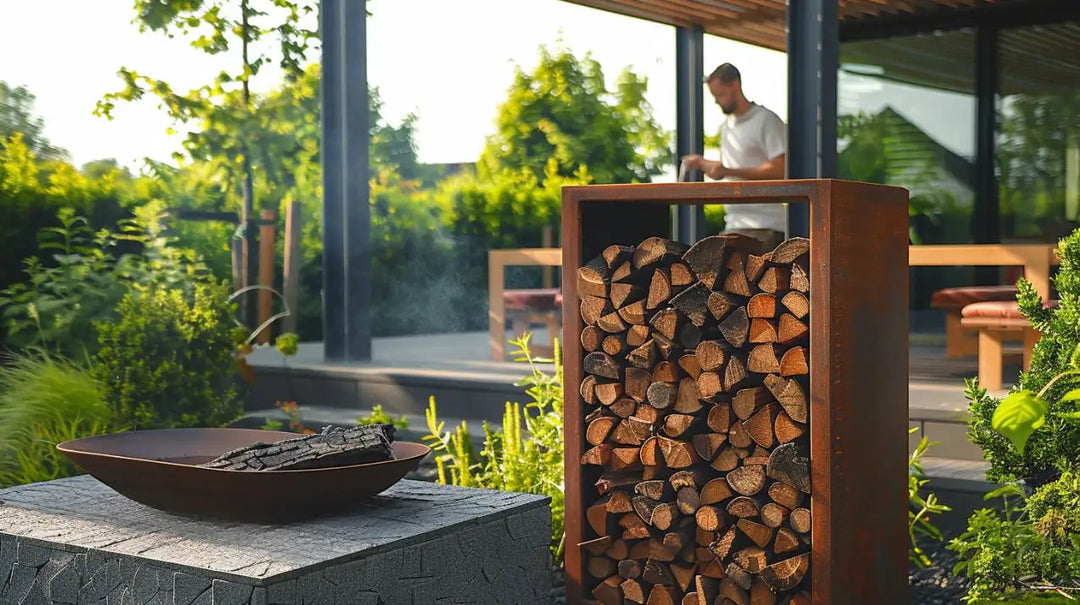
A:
[{"xmin": 681, "ymin": 63, "xmax": 787, "ymax": 250}]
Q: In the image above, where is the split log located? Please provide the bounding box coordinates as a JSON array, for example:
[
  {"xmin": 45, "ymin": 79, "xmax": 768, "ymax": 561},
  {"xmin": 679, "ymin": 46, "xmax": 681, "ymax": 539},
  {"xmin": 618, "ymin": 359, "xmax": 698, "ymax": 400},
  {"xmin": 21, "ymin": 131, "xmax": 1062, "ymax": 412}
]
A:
[
  {"xmin": 767, "ymin": 443, "xmax": 811, "ymax": 494},
  {"xmin": 596, "ymin": 382, "xmax": 624, "ymax": 406},
  {"xmin": 745, "ymin": 444, "xmax": 773, "ymax": 466},
  {"xmin": 606, "ymin": 490, "xmax": 634, "ymax": 513},
  {"xmin": 587, "ymin": 417, "xmax": 618, "ymax": 445},
  {"xmin": 675, "ymin": 377, "xmax": 704, "ymax": 414},
  {"xmin": 588, "ymin": 555, "xmax": 617, "ymax": 579},
  {"xmin": 723, "ymin": 253, "xmax": 753, "ymax": 297},
  {"xmin": 607, "ymin": 539, "xmax": 631, "ymax": 560},
  {"xmin": 664, "ymin": 413, "xmax": 697, "ymax": 438},
  {"xmin": 695, "ymin": 504, "xmax": 726, "ymax": 532},
  {"xmin": 648, "ymin": 382, "xmax": 678, "ymax": 410},
  {"xmin": 709, "ymin": 291, "xmax": 741, "ymax": 322},
  {"xmin": 790, "ymin": 263, "xmax": 809, "ymax": 293},
  {"xmin": 620, "ymin": 559, "xmax": 643, "ymax": 579},
  {"xmin": 745, "ymin": 253, "xmax": 770, "ymax": 283},
  {"xmin": 779, "ymin": 347, "xmax": 808, "ymax": 377},
  {"xmin": 773, "ymin": 410, "xmax": 805, "ymax": 443},
  {"xmin": 670, "ymin": 262, "xmax": 695, "ymax": 287},
  {"xmin": 747, "ymin": 293, "xmax": 777, "ymax": 319},
  {"xmin": 659, "ymin": 437, "xmax": 700, "ymax": 468},
  {"xmin": 767, "ymin": 482, "xmax": 804, "ymax": 511},
  {"xmin": 750, "ymin": 576, "xmax": 777, "ymax": 605},
  {"xmin": 648, "ymin": 268, "xmax": 674, "ymax": 310},
  {"xmin": 748, "ymin": 344, "xmax": 781, "ymax": 374},
  {"xmin": 587, "ymin": 495, "xmax": 612, "ymax": 535},
  {"xmin": 578, "ymin": 255, "xmax": 611, "ymax": 298},
  {"xmin": 654, "ymin": 334, "xmax": 681, "ymax": 361},
  {"xmin": 580, "ymin": 375, "xmax": 598, "ymax": 405},
  {"xmin": 634, "ymin": 496, "xmax": 679, "ymax": 530},
  {"xmin": 648, "ymin": 538, "xmax": 677, "ymax": 562},
  {"xmin": 770, "ymin": 238, "xmax": 809, "ymax": 264},
  {"xmin": 599, "ymin": 311, "xmax": 629, "ymax": 334},
  {"xmin": 641, "ymin": 437, "xmax": 661, "ymax": 466},
  {"xmin": 681, "ymin": 236, "xmax": 728, "ymax": 289},
  {"xmin": 612, "ymin": 419, "xmax": 647, "ymax": 445},
  {"xmin": 727, "ymin": 562, "xmax": 753, "ymax": 591},
  {"xmin": 734, "ymin": 547, "xmax": 769, "ymax": 574},
  {"xmin": 761, "ymin": 503, "xmax": 791, "ymax": 529},
  {"xmin": 671, "ymin": 283, "xmax": 712, "ymax": 327},
  {"xmin": 745, "ymin": 403, "xmax": 781, "ymax": 448},
  {"xmin": 581, "ymin": 295, "xmax": 610, "ymax": 326},
  {"xmin": 696, "ymin": 576, "xmax": 720, "ymax": 605},
  {"xmin": 602, "ymin": 334, "xmax": 628, "ymax": 358},
  {"xmin": 677, "ymin": 486, "xmax": 701, "ymax": 516},
  {"xmin": 777, "ymin": 314, "xmax": 808, "ymax": 344},
  {"xmin": 724, "ymin": 354, "xmax": 749, "ymax": 392},
  {"xmin": 612, "ymin": 260, "xmax": 635, "ymax": 283},
  {"xmin": 727, "ymin": 465, "xmax": 767, "ymax": 496},
  {"xmin": 708, "ymin": 402, "xmax": 733, "ymax": 433},
  {"xmin": 710, "ymin": 526, "xmax": 742, "ymax": 561},
  {"xmin": 692, "ymin": 433, "xmax": 726, "ymax": 461},
  {"xmin": 761, "ymin": 554, "xmax": 809, "ymax": 592},
  {"xmin": 585, "ymin": 352, "xmax": 622, "ymax": 380},
  {"xmin": 727, "ymin": 420, "xmax": 753, "ymax": 449},
  {"xmin": 582, "ymin": 325, "xmax": 605, "ymax": 352},
  {"xmin": 653, "ymin": 361, "xmax": 682, "ymax": 383},
  {"xmin": 596, "ymin": 474, "xmax": 640, "ymax": 495},
  {"xmin": 697, "ymin": 372, "xmax": 723, "ymax": 399},
  {"xmin": 732, "ymin": 387, "xmax": 772, "ymax": 420},
  {"xmin": 618, "ymin": 300, "xmax": 648, "ymax": 326},
  {"xmin": 696, "ymin": 340, "xmax": 728, "ymax": 372},
  {"xmin": 790, "ymin": 508, "xmax": 811, "ymax": 534},
  {"xmin": 670, "ymin": 562, "xmax": 697, "ymax": 593},
  {"xmin": 737, "ymin": 519, "xmax": 774, "ymax": 549},
  {"xmin": 636, "ymin": 479, "xmax": 669, "ymax": 501},
  {"xmin": 648, "ymin": 586, "xmax": 679, "ymax": 605},
  {"xmin": 634, "ymin": 406, "xmax": 660, "ymax": 425},
  {"xmin": 726, "ymin": 496, "xmax": 761, "ymax": 519},
  {"xmin": 670, "ymin": 469, "xmax": 708, "ymax": 491},
  {"xmin": 604, "ymin": 244, "xmax": 635, "ymax": 269},
  {"xmin": 757, "ymin": 267, "xmax": 789, "ymax": 294},
  {"xmin": 749, "ymin": 319, "xmax": 778, "ymax": 344},
  {"xmin": 682, "ymin": 593, "xmax": 699, "ymax": 605},
  {"xmin": 774, "ymin": 528, "xmax": 800, "ymax": 555},
  {"xmin": 787, "ymin": 592, "xmax": 811, "ymax": 605},
  {"xmin": 643, "ymin": 559, "xmax": 676, "ymax": 586},
  {"xmin": 628, "ymin": 324, "xmax": 651, "ymax": 347},
  {"xmin": 780, "ymin": 291, "xmax": 809, "ymax": 319},
  {"xmin": 634, "ymin": 237, "xmax": 689, "ymax": 269},
  {"xmin": 710, "ymin": 446, "xmax": 741, "ymax": 472},
  {"xmin": 631, "ymin": 540, "xmax": 654, "ymax": 560},
  {"xmin": 592, "ymin": 575, "xmax": 622, "ymax": 605},
  {"xmin": 628, "ymin": 340, "xmax": 658, "ymax": 369},
  {"xmin": 700, "ymin": 477, "xmax": 734, "ymax": 505},
  {"xmin": 650, "ymin": 308, "xmax": 680, "ymax": 341},
  {"xmin": 624, "ymin": 367, "xmax": 652, "ymax": 403},
  {"xmin": 611, "ymin": 447, "xmax": 645, "ymax": 471},
  {"xmin": 622, "ymin": 578, "xmax": 647, "ymax": 604},
  {"xmin": 679, "ymin": 354, "xmax": 702, "ymax": 380},
  {"xmin": 582, "ymin": 443, "xmax": 614, "ymax": 466},
  {"xmin": 721, "ymin": 578, "xmax": 751, "ymax": 605},
  {"xmin": 611, "ymin": 282, "xmax": 645, "ymax": 309},
  {"xmin": 679, "ymin": 322, "xmax": 703, "ymax": 352},
  {"xmin": 611, "ymin": 397, "xmax": 637, "ymax": 418},
  {"xmin": 764, "ymin": 375, "xmax": 808, "ymax": 424},
  {"xmin": 720, "ymin": 307, "xmax": 750, "ymax": 348},
  {"xmin": 621, "ymin": 511, "xmax": 651, "ymax": 539},
  {"xmin": 580, "ymin": 535, "xmax": 613, "ymax": 556}
]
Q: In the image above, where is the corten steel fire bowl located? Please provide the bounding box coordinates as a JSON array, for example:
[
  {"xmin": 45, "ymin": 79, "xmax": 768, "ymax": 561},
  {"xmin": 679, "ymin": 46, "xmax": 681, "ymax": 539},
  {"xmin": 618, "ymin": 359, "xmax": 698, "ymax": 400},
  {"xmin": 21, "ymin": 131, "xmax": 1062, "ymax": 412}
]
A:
[{"xmin": 57, "ymin": 428, "xmax": 430, "ymax": 522}]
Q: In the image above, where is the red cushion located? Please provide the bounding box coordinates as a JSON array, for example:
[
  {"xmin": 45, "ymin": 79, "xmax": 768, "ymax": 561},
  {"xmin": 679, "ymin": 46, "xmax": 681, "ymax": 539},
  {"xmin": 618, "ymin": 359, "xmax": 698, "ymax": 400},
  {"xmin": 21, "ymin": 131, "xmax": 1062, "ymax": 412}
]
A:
[
  {"xmin": 930, "ymin": 285, "xmax": 1018, "ymax": 310},
  {"xmin": 504, "ymin": 288, "xmax": 561, "ymax": 311},
  {"xmin": 961, "ymin": 301, "xmax": 1026, "ymax": 320}
]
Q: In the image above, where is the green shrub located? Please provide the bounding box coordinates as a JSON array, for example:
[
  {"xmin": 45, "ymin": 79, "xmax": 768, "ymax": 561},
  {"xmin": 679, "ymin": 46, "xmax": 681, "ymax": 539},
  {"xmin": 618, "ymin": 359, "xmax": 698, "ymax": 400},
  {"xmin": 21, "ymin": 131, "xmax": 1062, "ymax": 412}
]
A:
[
  {"xmin": 93, "ymin": 282, "xmax": 242, "ymax": 429},
  {"xmin": 0, "ymin": 351, "xmax": 114, "ymax": 488},
  {"xmin": 424, "ymin": 335, "xmax": 564, "ymax": 563},
  {"xmin": 909, "ymin": 428, "xmax": 951, "ymax": 567},
  {"xmin": 356, "ymin": 404, "xmax": 408, "ymax": 431}
]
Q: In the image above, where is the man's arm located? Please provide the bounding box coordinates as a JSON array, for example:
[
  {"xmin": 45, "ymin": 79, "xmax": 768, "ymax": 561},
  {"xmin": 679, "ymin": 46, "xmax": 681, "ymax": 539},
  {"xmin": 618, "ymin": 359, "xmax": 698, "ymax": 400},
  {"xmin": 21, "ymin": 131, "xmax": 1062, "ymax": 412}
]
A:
[{"xmin": 708, "ymin": 154, "xmax": 785, "ymax": 180}]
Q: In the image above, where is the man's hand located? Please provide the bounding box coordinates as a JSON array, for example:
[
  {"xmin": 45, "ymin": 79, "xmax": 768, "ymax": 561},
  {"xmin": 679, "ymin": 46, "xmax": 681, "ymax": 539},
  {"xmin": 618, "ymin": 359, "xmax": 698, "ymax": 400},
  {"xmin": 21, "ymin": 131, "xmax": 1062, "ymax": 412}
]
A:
[
  {"xmin": 681, "ymin": 154, "xmax": 705, "ymax": 170},
  {"xmin": 681, "ymin": 155, "xmax": 728, "ymax": 180}
]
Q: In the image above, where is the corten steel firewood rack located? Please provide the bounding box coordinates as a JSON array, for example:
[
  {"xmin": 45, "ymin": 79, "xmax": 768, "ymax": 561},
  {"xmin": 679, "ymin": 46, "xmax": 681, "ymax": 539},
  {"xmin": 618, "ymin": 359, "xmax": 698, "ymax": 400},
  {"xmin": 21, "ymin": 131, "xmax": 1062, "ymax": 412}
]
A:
[{"xmin": 561, "ymin": 179, "xmax": 910, "ymax": 605}]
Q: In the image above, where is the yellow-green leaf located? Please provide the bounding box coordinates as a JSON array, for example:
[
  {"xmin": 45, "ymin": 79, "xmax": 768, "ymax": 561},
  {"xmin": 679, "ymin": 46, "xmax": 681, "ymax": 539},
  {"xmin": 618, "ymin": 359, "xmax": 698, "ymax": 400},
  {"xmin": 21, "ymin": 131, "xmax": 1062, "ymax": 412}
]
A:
[
  {"xmin": 1060, "ymin": 388, "xmax": 1080, "ymax": 403},
  {"xmin": 991, "ymin": 390, "xmax": 1048, "ymax": 455}
]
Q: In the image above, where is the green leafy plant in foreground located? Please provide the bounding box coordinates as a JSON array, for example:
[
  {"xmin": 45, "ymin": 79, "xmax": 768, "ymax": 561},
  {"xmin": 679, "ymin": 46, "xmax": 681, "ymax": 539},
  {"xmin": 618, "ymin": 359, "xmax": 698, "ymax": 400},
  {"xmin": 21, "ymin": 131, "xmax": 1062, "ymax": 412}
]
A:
[
  {"xmin": 909, "ymin": 427, "xmax": 952, "ymax": 568},
  {"xmin": 356, "ymin": 405, "xmax": 409, "ymax": 431},
  {"xmin": 424, "ymin": 334, "xmax": 564, "ymax": 564}
]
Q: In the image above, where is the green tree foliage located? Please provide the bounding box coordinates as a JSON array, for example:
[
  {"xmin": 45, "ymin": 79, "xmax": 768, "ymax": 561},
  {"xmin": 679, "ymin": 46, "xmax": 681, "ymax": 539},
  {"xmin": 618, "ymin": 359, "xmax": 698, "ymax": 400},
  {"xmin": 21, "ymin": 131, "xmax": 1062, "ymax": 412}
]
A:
[
  {"xmin": 93, "ymin": 282, "xmax": 242, "ymax": 430},
  {"xmin": 479, "ymin": 45, "xmax": 670, "ymax": 185},
  {"xmin": 0, "ymin": 81, "xmax": 66, "ymax": 160}
]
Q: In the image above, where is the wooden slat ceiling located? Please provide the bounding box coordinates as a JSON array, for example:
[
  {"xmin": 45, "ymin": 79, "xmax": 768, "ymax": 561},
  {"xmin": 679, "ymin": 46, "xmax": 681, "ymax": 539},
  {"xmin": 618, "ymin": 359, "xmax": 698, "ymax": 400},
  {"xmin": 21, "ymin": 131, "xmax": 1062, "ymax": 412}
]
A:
[{"xmin": 561, "ymin": 0, "xmax": 1009, "ymax": 51}]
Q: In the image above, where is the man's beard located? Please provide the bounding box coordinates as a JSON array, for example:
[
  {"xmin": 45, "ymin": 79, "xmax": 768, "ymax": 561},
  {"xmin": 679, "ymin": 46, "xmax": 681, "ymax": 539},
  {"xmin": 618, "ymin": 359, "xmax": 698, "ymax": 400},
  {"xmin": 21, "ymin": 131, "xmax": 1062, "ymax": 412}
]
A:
[{"xmin": 721, "ymin": 102, "xmax": 737, "ymax": 115}]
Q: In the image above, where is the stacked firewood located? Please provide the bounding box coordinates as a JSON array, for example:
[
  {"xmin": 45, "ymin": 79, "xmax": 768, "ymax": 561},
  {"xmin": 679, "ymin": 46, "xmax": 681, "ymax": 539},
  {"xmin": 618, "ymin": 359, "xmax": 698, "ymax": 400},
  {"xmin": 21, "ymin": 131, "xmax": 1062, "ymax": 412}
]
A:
[{"xmin": 578, "ymin": 234, "xmax": 812, "ymax": 605}]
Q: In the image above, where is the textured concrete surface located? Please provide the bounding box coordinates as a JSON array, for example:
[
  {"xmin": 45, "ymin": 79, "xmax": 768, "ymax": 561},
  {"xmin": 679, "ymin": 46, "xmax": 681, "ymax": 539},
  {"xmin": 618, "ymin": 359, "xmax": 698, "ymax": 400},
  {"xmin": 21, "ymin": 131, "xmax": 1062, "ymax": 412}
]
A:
[{"xmin": 0, "ymin": 475, "xmax": 552, "ymax": 604}]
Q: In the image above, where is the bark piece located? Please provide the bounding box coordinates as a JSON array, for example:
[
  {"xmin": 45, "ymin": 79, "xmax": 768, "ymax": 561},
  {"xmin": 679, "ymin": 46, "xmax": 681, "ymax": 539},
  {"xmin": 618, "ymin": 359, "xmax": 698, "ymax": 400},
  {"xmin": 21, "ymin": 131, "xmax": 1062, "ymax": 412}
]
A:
[
  {"xmin": 767, "ymin": 442, "xmax": 811, "ymax": 494},
  {"xmin": 200, "ymin": 424, "xmax": 400, "ymax": 471},
  {"xmin": 719, "ymin": 307, "xmax": 750, "ymax": 348},
  {"xmin": 727, "ymin": 465, "xmax": 767, "ymax": 496},
  {"xmin": 780, "ymin": 347, "xmax": 808, "ymax": 377},
  {"xmin": 585, "ymin": 352, "xmax": 622, "ymax": 380}
]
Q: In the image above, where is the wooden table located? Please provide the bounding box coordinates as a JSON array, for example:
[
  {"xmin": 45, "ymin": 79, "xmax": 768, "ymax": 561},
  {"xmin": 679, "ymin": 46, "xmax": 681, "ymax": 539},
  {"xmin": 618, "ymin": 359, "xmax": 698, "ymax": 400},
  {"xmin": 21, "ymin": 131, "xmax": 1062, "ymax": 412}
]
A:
[
  {"xmin": 908, "ymin": 244, "xmax": 1058, "ymax": 299},
  {"xmin": 488, "ymin": 248, "xmax": 563, "ymax": 360}
]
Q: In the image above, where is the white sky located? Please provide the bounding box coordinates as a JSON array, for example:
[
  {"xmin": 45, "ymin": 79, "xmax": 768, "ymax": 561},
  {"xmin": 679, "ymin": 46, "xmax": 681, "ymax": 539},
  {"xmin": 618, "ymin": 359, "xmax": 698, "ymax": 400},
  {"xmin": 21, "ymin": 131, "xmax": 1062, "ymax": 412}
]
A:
[{"xmin": 0, "ymin": 0, "xmax": 788, "ymax": 177}]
